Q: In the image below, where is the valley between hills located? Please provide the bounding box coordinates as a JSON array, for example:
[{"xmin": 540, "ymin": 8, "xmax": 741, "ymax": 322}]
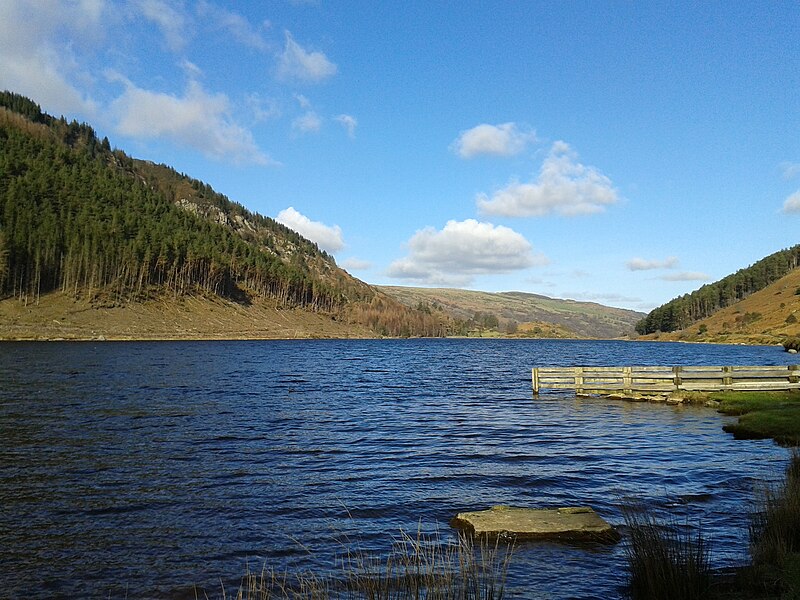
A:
[{"xmin": 1, "ymin": 91, "xmax": 798, "ymax": 345}]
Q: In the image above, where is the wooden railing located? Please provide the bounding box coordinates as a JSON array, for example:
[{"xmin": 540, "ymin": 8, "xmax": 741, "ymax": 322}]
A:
[{"xmin": 531, "ymin": 365, "xmax": 800, "ymax": 395}]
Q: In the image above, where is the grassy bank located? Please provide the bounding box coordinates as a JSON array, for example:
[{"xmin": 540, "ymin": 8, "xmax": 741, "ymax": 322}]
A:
[{"xmin": 712, "ymin": 391, "xmax": 800, "ymax": 446}]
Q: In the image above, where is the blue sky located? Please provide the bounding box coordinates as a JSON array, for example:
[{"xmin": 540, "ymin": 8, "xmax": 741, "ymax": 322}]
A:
[{"xmin": 1, "ymin": 1, "xmax": 798, "ymax": 312}]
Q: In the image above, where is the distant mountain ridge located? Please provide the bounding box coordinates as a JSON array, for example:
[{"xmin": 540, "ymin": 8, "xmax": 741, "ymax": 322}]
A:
[{"xmin": 378, "ymin": 286, "xmax": 644, "ymax": 339}]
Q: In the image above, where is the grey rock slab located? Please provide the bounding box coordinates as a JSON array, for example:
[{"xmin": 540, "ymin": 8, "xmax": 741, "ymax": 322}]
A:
[{"xmin": 451, "ymin": 505, "xmax": 620, "ymax": 543}]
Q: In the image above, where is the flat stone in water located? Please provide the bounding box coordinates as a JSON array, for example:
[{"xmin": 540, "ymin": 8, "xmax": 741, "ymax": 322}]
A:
[{"xmin": 451, "ymin": 505, "xmax": 620, "ymax": 543}]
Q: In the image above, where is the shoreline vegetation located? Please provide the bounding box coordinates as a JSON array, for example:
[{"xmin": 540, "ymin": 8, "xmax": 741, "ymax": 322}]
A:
[
  {"xmin": 0, "ymin": 290, "xmax": 796, "ymax": 345},
  {"xmin": 212, "ymin": 531, "xmax": 513, "ymax": 600}
]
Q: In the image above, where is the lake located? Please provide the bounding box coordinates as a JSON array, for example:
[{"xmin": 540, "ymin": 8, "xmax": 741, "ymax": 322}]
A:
[{"xmin": 0, "ymin": 339, "xmax": 797, "ymax": 599}]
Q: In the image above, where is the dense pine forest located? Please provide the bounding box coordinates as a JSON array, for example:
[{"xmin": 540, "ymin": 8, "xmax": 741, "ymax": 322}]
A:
[
  {"xmin": 635, "ymin": 245, "xmax": 800, "ymax": 334},
  {"xmin": 0, "ymin": 91, "xmax": 449, "ymax": 337}
]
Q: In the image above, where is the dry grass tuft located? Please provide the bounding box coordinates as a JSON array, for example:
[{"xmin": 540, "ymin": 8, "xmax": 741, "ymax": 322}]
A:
[{"xmin": 217, "ymin": 530, "xmax": 512, "ymax": 600}]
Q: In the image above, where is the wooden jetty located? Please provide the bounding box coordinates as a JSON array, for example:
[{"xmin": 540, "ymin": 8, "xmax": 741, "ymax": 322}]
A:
[{"xmin": 531, "ymin": 365, "xmax": 800, "ymax": 395}]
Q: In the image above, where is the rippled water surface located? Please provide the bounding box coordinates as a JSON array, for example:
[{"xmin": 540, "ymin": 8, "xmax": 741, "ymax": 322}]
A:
[{"xmin": 1, "ymin": 339, "xmax": 797, "ymax": 599}]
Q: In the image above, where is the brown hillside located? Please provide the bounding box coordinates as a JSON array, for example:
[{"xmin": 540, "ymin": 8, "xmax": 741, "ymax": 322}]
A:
[
  {"xmin": 0, "ymin": 292, "xmax": 376, "ymax": 341},
  {"xmin": 646, "ymin": 268, "xmax": 800, "ymax": 345}
]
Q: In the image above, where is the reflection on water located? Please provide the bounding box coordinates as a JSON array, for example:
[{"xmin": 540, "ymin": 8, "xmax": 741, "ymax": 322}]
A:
[{"xmin": 0, "ymin": 339, "xmax": 795, "ymax": 599}]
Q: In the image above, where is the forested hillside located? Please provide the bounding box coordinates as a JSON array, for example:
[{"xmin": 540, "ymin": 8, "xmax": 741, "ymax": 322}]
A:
[
  {"xmin": 636, "ymin": 245, "xmax": 800, "ymax": 334},
  {"xmin": 0, "ymin": 91, "xmax": 447, "ymax": 337}
]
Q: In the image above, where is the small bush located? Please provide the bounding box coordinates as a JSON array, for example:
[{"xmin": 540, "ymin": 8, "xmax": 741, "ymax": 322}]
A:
[
  {"xmin": 785, "ymin": 338, "xmax": 800, "ymax": 352},
  {"xmin": 623, "ymin": 508, "xmax": 710, "ymax": 600},
  {"xmin": 787, "ymin": 314, "xmax": 798, "ymax": 324}
]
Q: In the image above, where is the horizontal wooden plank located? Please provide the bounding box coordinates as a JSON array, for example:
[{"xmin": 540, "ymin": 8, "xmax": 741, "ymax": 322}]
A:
[{"xmin": 532, "ymin": 365, "xmax": 800, "ymax": 394}]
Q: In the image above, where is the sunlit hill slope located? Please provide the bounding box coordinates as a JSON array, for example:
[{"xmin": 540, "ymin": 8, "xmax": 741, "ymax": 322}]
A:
[
  {"xmin": 641, "ymin": 267, "xmax": 800, "ymax": 345},
  {"xmin": 379, "ymin": 286, "xmax": 644, "ymax": 339}
]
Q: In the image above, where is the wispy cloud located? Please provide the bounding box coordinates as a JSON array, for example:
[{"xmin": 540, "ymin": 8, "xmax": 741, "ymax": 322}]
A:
[
  {"xmin": 477, "ymin": 141, "xmax": 619, "ymax": 217},
  {"xmin": 109, "ymin": 77, "xmax": 272, "ymax": 165},
  {"xmin": 335, "ymin": 114, "xmax": 357, "ymax": 138},
  {"xmin": 196, "ymin": 1, "xmax": 268, "ymax": 51},
  {"xmin": 294, "ymin": 93, "xmax": 312, "ymax": 109},
  {"xmin": 387, "ymin": 219, "xmax": 547, "ymax": 286},
  {"xmin": 276, "ymin": 207, "xmax": 344, "ymax": 253},
  {"xmin": 626, "ymin": 256, "xmax": 679, "ymax": 271},
  {"xmin": 277, "ymin": 31, "xmax": 337, "ymax": 83},
  {"xmin": 136, "ymin": 0, "xmax": 190, "ymax": 52},
  {"xmin": 0, "ymin": 0, "xmax": 100, "ymax": 116},
  {"xmin": 451, "ymin": 122, "xmax": 536, "ymax": 159},
  {"xmin": 781, "ymin": 162, "xmax": 800, "ymax": 180},
  {"xmin": 246, "ymin": 93, "xmax": 281, "ymax": 122},
  {"xmin": 660, "ymin": 272, "xmax": 710, "ymax": 282},
  {"xmin": 783, "ymin": 191, "xmax": 800, "ymax": 214},
  {"xmin": 292, "ymin": 111, "xmax": 322, "ymax": 134},
  {"xmin": 562, "ymin": 291, "xmax": 643, "ymax": 304}
]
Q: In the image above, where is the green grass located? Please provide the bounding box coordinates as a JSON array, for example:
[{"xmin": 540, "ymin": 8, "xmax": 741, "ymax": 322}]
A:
[{"xmin": 712, "ymin": 391, "xmax": 800, "ymax": 445}]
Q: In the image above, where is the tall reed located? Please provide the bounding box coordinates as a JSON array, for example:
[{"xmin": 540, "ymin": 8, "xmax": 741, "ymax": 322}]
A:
[
  {"xmin": 622, "ymin": 508, "xmax": 710, "ymax": 600},
  {"xmin": 749, "ymin": 451, "xmax": 800, "ymax": 594},
  {"xmin": 219, "ymin": 530, "xmax": 512, "ymax": 600}
]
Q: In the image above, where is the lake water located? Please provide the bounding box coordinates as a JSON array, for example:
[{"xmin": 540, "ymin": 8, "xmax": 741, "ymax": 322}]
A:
[{"xmin": 1, "ymin": 339, "xmax": 797, "ymax": 599}]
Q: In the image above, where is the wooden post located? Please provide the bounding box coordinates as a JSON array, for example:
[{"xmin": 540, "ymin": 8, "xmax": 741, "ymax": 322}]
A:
[
  {"xmin": 673, "ymin": 366, "xmax": 682, "ymax": 391},
  {"xmin": 723, "ymin": 366, "xmax": 732, "ymax": 387},
  {"xmin": 790, "ymin": 364, "xmax": 799, "ymax": 385},
  {"xmin": 575, "ymin": 366, "xmax": 584, "ymax": 395},
  {"xmin": 623, "ymin": 366, "xmax": 632, "ymax": 394},
  {"xmin": 532, "ymin": 368, "xmax": 540, "ymax": 395}
]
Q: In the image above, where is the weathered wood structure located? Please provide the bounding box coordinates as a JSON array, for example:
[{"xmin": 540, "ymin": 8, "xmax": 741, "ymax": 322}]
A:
[{"xmin": 531, "ymin": 365, "xmax": 800, "ymax": 395}]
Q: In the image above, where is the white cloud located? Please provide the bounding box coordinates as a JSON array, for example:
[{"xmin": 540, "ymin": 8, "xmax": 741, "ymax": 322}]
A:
[
  {"xmin": 276, "ymin": 207, "xmax": 345, "ymax": 253},
  {"xmin": 335, "ymin": 114, "xmax": 357, "ymax": 138},
  {"xmin": 110, "ymin": 79, "xmax": 272, "ymax": 165},
  {"xmin": 626, "ymin": 256, "xmax": 679, "ymax": 271},
  {"xmin": 387, "ymin": 219, "xmax": 546, "ymax": 286},
  {"xmin": 781, "ymin": 162, "xmax": 800, "ymax": 180},
  {"xmin": 196, "ymin": 1, "xmax": 267, "ymax": 51},
  {"xmin": 136, "ymin": 0, "xmax": 189, "ymax": 52},
  {"xmin": 783, "ymin": 191, "xmax": 800, "ymax": 214},
  {"xmin": 0, "ymin": 0, "xmax": 100, "ymax": 116},
  {"xmin": 477, "ymin": 141, "xmax": 619, "ymax": 217},
  {"xmin": 292, "ymin": 111, "xmax": 322, "ymax": 133},
  {"xmin": 452, "ymin": 122, "xmax": 536, "ymax": 159},
  {"xmin": 660, "ymin": 272, "xmax": 710, "ymax": 282},
  {"xmin": 277, "ymin": 31, "xmax": 337, "ymax": 83},
  {"xmin": 341, "ymin": 257, "xmax": 372, "ymax": 271}
]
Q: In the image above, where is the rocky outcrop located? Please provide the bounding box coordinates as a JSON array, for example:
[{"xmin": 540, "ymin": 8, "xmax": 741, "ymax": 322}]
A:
[{"xmin": 451, "ymin": 505, "xmax": 620, "ymax": 543}]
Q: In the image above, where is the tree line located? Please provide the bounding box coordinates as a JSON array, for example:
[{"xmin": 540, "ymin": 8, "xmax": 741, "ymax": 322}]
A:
[{"xmin": 636, "ymin": 245, "xmax": 800, "ymax": 334}]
